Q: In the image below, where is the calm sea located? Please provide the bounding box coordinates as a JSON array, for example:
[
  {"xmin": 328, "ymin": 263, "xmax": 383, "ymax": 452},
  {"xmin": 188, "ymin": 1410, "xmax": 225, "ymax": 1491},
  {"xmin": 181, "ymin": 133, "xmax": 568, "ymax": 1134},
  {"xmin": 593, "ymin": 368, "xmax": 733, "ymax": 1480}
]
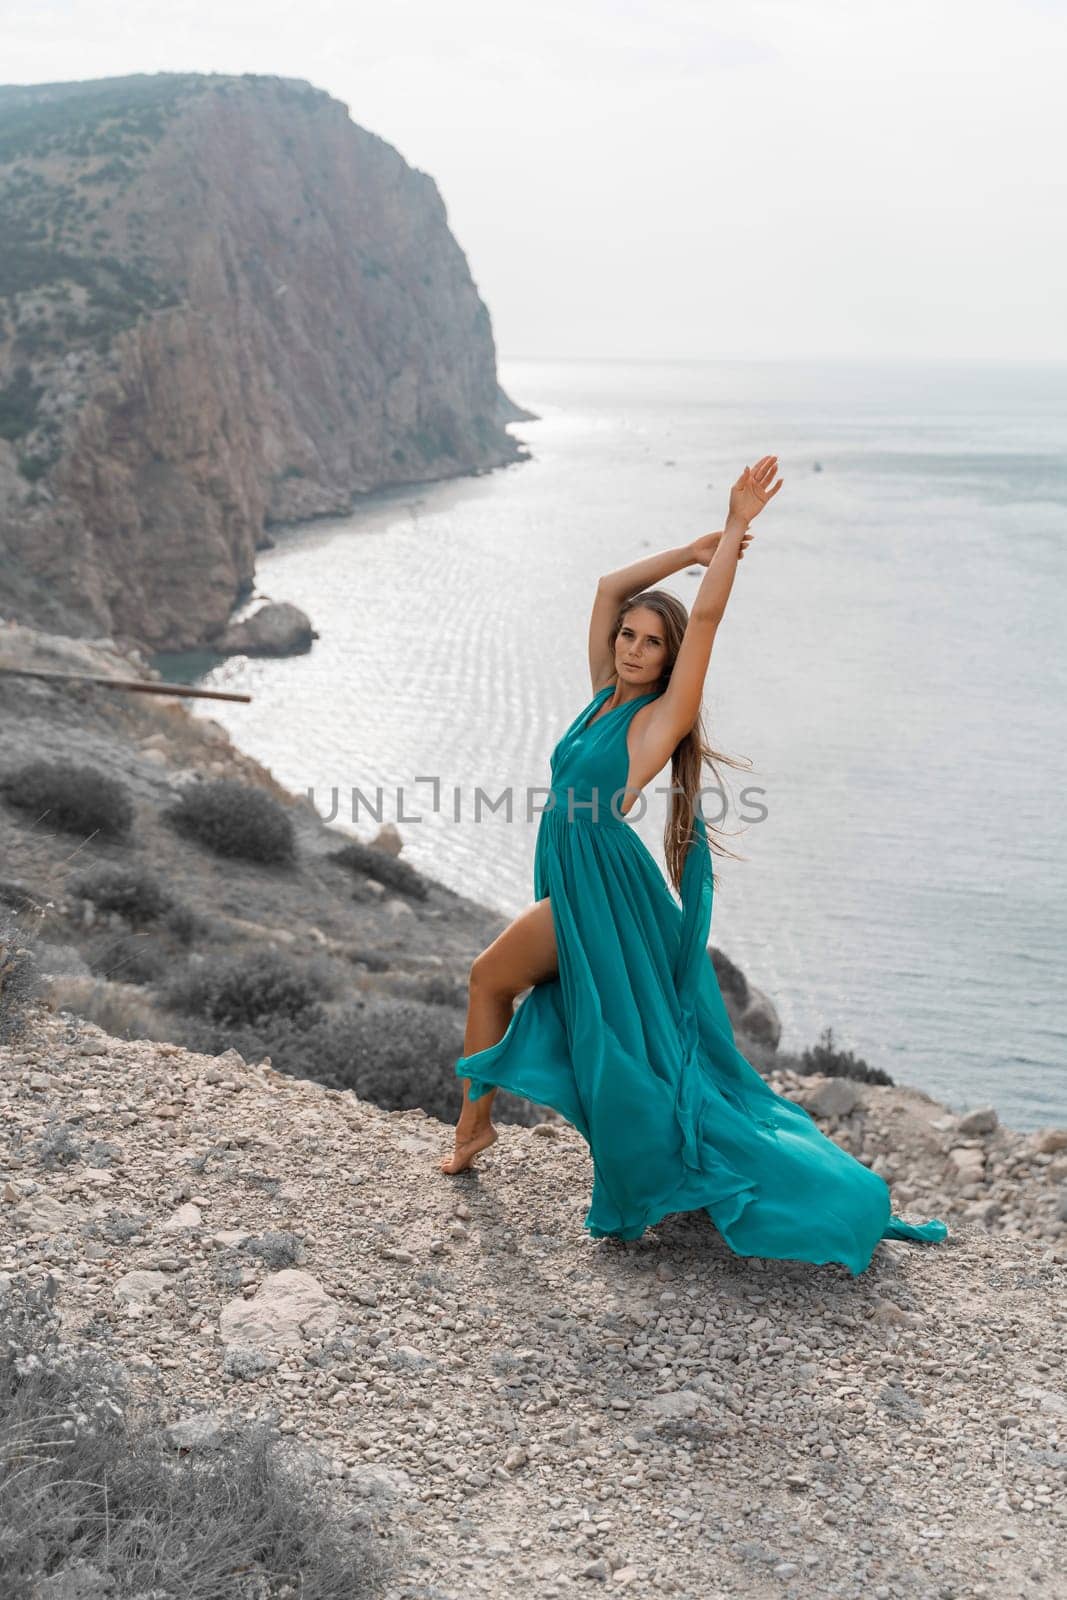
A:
[{"xmin": 156, "ymin": 358, "xmax": 1067, "ymax": 1131}]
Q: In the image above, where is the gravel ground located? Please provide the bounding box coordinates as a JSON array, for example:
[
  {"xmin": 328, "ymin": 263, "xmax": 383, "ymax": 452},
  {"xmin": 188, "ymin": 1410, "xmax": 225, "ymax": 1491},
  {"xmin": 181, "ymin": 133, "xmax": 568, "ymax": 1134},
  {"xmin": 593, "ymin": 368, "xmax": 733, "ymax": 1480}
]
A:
[{"xmin": 2, "ymin": 1005, "xmax": 1065, "ymax": 1599}]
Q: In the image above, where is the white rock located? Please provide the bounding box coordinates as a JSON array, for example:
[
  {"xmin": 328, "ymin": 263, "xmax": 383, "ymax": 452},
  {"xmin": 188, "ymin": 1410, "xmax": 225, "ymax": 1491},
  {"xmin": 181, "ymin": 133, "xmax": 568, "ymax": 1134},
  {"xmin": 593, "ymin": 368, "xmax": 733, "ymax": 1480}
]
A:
[
  {"xmin": 166, "ymin": 1411, "xmax": 224, "ymax": 1450},
  {"xmin": 799, "ymin": 1078, "xmax": 865, "ymax": 1119},
  {"xmin": 161, "ymin": 1203, "xmax": 203, "ymax": 1231},
  {"xmin": 214, "ymin": 1229, "xmax": 252, "ymax": 1247},
  {"xmin": 947, "ymin": 1147, "xmax": 986, "ymax": 1181},
  {"xmin": 13, "ymin": 1193, "xmax": 76, "ymax": 1235},
  {"xmin": 642, "ymin": 1389, "xmax": 700, "ymax": 1420},
  {"xmin": 369, "ymin": 821, "xmax": 404, "ymax": 857},
  {"xmin": 958, "ymin": 1105, "xmax": 998, "ymax": 1136},
  {"xmin": 1016, "ymin": 1383, "xmax": 1067, "ymax": 1417},
  {"xmin": 114, "ymin": 1270, "xmax": 168, "ymax": 1306},
  {"xmin": 213, "ymin": 1047, "xmax": 247, "ymax": 1072},
  {"xmin": 219, "ymin": 1268, "xmax": 340, "ymax": 1348},
  {"xmin": 347, "ymin": 1464, "xmax": 414, "ymax": 1497}
]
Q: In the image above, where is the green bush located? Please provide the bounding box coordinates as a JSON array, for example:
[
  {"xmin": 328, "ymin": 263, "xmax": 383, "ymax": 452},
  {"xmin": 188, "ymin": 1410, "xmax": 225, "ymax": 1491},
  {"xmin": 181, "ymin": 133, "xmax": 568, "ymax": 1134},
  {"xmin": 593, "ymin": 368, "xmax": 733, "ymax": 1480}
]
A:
[
  {"xmin": 796, "ymin": 1025, "xmax": 893, "ymax": 1087},
  {"xmin": 412, "ymin": 970, "xmax": 467, "ymax": 1008},
  {"xmin": 242, "ymin": 1231, "xmax": 306, "ymax": 1269},
  {"xmin": 1, "ymin": 759, "xmax": 134, "ymax": 839},
  {"xmin": 328, "ymin": 838, "xmax": 428, "ymax": 900},
  {"xmin": 10, "ymin": 324, "xmax": 56, "ymax": 357},
  {"xmin": 164, "ymin": 778, "xmax": 296, "ymax": 864},
  {"xmin": 164, "ymin": 899, "xmax": 203, "ymax": 945},
  {"xmin": 346, "ymin": 946, "xmax": 392, "ymax": 973},
  {"xmin": 309, "ymin": 996, "xmax": 461, "ymax": 1118},
  {"xmin": 0, "ymin": 906, "xmax": 40, "ymax": 1045},
  {"xmin": 84, "ymin": 931, "xmax": 169, "ymax": 987},
  {"xmin": 275, "ymin": 996, "xmax": 546, "ymax": 1126},
  {"xmin": 68, "ymin": 860, "xmax": 172, "ymax": 924},
  {"xmin": 0, "ymin": 879, "xmax": 44, "ymax": 915},
  {"xmin": 162, "ymin": 995, "xmax": 544, "ymax": 1126},
  {"xmin": 161, "ymin": 949, "xmax": 328, "ymax": 1030},
  {"xmin": 0, "ymin": 363, "xmax": 43, "ymax": 441},
  {"xmin": 46, "ymin": 976, "xmax": 164, "ymax": 1044},
  {"xmin": 32, "ymin": 1119, "xmax": 83, "ymax": 1169},
  {"xmin": 16, "ymin": 451, "xmax": 51, "ymax": 481},
  {"xmin": 0, "ymin": 1276, "xmax": 392, "ymax": 1597}
]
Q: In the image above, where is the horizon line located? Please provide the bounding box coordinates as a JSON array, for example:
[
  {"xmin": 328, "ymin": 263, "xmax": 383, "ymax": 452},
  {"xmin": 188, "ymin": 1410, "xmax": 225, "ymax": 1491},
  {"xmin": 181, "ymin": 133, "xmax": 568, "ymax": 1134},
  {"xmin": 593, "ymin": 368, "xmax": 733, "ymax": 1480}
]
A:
[{"xmin": 498, "ymin": 353, "xmax": 1067, "ymax": 367}]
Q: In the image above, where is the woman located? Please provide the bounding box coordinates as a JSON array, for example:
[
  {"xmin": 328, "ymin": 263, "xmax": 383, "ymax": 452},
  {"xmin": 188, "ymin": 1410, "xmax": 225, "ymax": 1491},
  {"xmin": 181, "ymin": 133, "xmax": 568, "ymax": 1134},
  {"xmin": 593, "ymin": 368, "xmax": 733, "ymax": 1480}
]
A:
[{"xmin": 441, "ymin": 455, "xmax": 947, "ymax": 1277}]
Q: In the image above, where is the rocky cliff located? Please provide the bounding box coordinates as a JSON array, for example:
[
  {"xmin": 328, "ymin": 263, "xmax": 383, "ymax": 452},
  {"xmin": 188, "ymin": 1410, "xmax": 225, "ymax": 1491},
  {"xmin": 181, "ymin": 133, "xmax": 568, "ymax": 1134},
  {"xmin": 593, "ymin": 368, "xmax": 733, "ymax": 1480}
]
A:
[{"xmin": 0, "ymin": 73, "xmax": 532, "ymax": 650}]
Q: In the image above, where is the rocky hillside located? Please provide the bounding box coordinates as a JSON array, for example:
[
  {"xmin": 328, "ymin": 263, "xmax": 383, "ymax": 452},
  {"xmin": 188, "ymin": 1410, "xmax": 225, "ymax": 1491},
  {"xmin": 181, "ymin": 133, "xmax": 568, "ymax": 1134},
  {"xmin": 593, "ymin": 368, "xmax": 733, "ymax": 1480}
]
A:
[
  {"xmin": 0, "ymin": 618, "xmax": 529, "ymax": 1117},
  {"xmin": 0, "ymin": 619, "xmax": 784, "ymax": 1131},
  {"xmin": 0, "ymin": 73, "xmax": 532, "ymax": 650},
  {"xmin": 2, "ymin": 1004, "xmax": 1065, "ymax": 1599},
  {"xmin": 2, "ymin": 621, "xmax": 1066, "ymax": 1594}
]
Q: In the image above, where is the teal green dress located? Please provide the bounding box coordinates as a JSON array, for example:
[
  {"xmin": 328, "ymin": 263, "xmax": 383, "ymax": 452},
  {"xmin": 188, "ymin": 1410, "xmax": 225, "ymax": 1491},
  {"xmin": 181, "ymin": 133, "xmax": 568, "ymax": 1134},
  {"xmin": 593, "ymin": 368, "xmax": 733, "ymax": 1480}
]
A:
[{"xmin": 456, "ymin": 682, "xmax": 949, "ymax": 1277}]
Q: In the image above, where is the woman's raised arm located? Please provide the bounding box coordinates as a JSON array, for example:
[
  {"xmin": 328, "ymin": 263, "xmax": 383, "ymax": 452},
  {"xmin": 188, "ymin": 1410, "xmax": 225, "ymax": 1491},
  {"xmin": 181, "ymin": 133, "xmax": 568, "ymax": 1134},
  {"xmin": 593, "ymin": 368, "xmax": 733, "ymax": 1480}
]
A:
[
  {"xmin": 597, "ymin": 540, "xmax": 699, "ymax": 601},
  {"xmin": 656, "ymin": 456, "xmax": 783, "ymax": 733}
]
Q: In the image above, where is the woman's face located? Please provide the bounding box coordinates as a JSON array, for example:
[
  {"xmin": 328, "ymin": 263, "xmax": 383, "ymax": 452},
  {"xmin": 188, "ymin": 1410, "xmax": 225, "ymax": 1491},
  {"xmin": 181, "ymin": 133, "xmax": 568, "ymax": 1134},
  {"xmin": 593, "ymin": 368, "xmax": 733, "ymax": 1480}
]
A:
[{"xmin": 616, "ymin": 607, "xmax": 668, "ymax": 687}]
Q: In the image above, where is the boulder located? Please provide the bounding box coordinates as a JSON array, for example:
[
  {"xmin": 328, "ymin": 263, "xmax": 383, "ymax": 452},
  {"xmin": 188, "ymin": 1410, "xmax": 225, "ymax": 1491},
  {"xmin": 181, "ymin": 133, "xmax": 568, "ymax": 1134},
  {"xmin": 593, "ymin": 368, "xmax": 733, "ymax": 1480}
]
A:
[
  {"xmin": 161, "ymin": 1202, "xmax": 203, "ymax": 1231},
  {"xmin": 642, "ymin": 1389, "xmax": 700, "ymax": 1421},
  {"xmin": 219, "ymin": 1268, "xmax": 340, "ymax": 1348},
  {"xmin": 114, "ymin": 1270, "xmax": 168, "ymax": 1306},
  {"xmin": 13, "ymin": 1193, "xmax": 77, "ymax": 1235},
  {"xmin": 166, "ymin": 1411, "xmax": 225, "ymax": 1451},
  {"xmin": 947, "ymin": 1146, "xmax": 986, "ymax": 1184},
  {"xmin": 737, "ymin": 981, "xmax": 781, "ymax": 1048},
  {"xmin": 957, "ymin": 1105, "xmax": 998, "ymax": 1137},
  {"xmin": 370, "ymin": 821, "xmax": 404, "ymax": 857},
  {"xmin": 797, "ymin": 1077, "xmax": 865, "ymax": 1119},
  {"xmin": 215, "ymin": 601, "xmax": 317, "ymax": 657}
]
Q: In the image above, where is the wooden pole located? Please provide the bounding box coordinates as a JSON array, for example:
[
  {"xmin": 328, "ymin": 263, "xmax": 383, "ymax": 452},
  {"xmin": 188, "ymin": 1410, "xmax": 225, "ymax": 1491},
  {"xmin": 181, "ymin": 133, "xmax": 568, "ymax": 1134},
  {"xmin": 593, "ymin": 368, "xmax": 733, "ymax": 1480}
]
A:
[{"xmin": 0, "ymin": 663, "xmax": 251, "ymax": 703}]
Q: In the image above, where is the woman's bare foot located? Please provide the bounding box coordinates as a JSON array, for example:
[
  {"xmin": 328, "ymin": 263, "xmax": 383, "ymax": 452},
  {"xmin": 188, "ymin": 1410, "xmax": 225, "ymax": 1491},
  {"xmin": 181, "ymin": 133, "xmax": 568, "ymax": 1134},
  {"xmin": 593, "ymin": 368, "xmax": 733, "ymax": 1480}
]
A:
[{"xmin": 440, "ymin": 1120, "xmax": 498, "ymax": 1174}]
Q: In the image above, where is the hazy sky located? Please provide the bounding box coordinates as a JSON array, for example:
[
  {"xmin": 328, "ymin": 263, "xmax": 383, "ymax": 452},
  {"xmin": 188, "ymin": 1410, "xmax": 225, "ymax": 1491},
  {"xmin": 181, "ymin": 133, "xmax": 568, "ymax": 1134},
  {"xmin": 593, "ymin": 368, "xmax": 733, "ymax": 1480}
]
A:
[{"xmin": 2, "ymin": 0, "xmax": 1065, "ymax": 360}]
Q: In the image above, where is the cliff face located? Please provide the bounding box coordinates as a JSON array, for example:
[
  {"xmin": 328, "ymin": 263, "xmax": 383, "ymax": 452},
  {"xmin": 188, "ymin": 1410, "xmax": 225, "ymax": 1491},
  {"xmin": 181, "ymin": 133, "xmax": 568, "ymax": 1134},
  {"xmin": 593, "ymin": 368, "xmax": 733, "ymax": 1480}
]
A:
[{"xmin": 0, "ymin": 73, "xmax": 530, "ymax": 649}]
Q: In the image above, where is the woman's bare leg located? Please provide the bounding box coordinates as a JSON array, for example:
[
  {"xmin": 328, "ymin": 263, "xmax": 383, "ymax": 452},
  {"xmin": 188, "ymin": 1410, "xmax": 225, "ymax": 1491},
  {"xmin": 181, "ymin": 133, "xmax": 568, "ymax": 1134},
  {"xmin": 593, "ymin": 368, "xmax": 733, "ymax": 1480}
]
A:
[{"xmin": 440, "ymin": 895, "xmax": 559, "ymax": 1174}]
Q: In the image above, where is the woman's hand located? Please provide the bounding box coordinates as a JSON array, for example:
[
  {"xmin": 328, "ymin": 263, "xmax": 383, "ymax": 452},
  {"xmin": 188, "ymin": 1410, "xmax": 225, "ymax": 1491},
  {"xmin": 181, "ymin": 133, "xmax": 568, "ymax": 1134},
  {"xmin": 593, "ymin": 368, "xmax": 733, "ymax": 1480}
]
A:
[
  {"xmin": 690, "ymin": 527, "xmax": 754, "ymax": 565},
  {"xmin": 728, "ymin": 454, "xmax": 783, "ymax": 525}
]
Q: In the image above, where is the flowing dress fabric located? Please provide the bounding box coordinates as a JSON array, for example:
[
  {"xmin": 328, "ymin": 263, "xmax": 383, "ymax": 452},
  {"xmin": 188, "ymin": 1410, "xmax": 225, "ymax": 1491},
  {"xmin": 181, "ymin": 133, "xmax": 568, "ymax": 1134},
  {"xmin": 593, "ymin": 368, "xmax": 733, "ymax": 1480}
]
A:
[{"xmin": 455, "ymin": 684, "xmax": 949, "ymax": 1277}]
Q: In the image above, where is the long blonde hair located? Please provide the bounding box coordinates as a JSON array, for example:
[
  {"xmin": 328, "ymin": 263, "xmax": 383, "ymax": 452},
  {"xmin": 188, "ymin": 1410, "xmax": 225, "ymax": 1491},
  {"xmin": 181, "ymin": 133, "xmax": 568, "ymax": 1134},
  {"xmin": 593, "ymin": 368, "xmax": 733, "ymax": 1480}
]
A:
[{"xmin": 608, "ymin": 588, "xmax": 753, "ymax": 896}]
